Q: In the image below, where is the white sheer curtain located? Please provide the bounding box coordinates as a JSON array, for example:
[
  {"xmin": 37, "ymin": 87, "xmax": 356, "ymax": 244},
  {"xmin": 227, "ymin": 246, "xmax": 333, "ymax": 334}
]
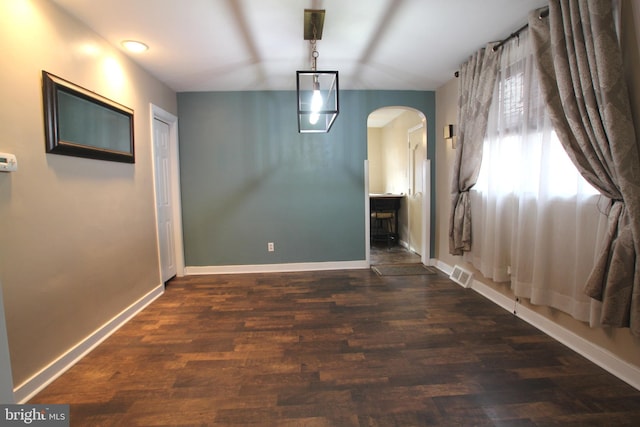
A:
[{"xmin": 467, "ymin": 29, "xmax": 607, "ymax": 323}]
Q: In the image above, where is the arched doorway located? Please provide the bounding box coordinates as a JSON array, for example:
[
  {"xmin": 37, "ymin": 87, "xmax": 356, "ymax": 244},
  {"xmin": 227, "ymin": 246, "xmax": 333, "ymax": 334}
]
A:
[{"xmin": 366, "ymin": 107, "xmax": 429, "ymax": 266}]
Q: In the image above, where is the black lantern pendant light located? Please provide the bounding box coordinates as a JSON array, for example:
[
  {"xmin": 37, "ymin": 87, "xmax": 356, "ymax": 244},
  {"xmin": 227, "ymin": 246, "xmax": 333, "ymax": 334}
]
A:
[{"xmin": 296, "ymin": 9, "xmax": 339, "ymax": 133}]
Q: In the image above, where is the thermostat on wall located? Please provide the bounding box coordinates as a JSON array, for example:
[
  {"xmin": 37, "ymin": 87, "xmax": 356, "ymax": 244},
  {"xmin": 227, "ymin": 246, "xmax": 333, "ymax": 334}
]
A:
[{"xmin": 0, "ymin": 153, "xmax": 17, "ymax": 172}]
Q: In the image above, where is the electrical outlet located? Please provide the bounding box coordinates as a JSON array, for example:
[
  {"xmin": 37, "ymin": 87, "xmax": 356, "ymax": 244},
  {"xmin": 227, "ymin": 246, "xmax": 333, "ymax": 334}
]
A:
[{"xmin": 268, "ymin": 242, "xmax": 274, "ymax": 252}]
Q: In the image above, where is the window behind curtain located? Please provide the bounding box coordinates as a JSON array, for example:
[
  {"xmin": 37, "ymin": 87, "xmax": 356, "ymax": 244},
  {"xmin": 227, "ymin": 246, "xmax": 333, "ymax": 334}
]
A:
[{"xmin": 468, "ymin": 30, "xmax": 605, "ymax": 323}]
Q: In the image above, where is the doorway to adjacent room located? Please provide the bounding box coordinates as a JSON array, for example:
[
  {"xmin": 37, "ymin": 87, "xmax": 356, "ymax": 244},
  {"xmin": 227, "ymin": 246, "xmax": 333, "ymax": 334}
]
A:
[{"xmin": 366, "ymin": 107, "xmax": 429, "ymax": 266}]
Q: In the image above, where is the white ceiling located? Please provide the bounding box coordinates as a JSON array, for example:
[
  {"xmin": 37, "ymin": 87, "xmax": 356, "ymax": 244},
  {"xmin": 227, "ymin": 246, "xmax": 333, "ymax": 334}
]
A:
[{"xmin": 51, "ymin": 0, "xmax": 547, "ymax": 93}]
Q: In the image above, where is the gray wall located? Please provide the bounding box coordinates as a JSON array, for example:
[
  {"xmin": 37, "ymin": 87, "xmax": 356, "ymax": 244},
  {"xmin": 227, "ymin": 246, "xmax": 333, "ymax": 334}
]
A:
[
  {"xmin": 178, "ymin": 90, "xmax": 436, "ymax": 266},
  {"xmin": 0, "ymin": 0, "xmax": 176, "ymax": 388},
  {"xmin": 0, "ymin": 280, "xmax": 14, "ymax": 403}
]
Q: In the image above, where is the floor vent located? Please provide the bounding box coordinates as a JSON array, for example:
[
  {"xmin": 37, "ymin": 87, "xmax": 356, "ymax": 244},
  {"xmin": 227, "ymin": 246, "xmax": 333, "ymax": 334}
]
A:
[{"xmin": 450, "ymin": 265, "xmax": 473, "ymax": 288}]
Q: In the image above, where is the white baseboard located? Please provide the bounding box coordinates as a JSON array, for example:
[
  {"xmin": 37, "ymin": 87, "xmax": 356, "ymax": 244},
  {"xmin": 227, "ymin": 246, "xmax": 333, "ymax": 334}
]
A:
[
  {"xmin": 514, "ymin": 302, "xmax": 640, "ymax": 391},
  {"xmin": 435, "ymin": 261, "xmax": 640, "ymax": 391},
  {"xmin": 434, "ymin": 259, "xmax": 454, "ymax": 275},
  {"xmin": 15, "ymin": 260, "xmax": 639, "ymax": 403},
  {"xmin": 185, "ymin": 260, "xmax": 369, "ymax": 275},
  {"xmin": 14, "ymin": 284, "xmax": 164, "ymax": 403}
]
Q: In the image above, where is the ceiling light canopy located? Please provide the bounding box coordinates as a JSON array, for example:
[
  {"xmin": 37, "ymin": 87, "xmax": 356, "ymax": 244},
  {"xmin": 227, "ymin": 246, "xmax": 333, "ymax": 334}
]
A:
[
  {"xmin": 297, "ymin": 9, "xmax": 339, "ymax": 133},
  {"xmin": 121, "ymin": 40, "xmax": 148, "ymax": 53}
]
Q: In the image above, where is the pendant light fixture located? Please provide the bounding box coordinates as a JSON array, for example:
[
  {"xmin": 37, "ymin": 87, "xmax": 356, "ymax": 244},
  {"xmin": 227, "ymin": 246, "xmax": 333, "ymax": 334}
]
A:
[{"xmin": 296, "ymin": 9, "xmax": 339, "ymax": 133}]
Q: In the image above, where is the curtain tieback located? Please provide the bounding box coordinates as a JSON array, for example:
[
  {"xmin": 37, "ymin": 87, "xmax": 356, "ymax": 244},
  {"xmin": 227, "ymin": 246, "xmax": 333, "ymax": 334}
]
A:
[{"xmin": 599, "ymin": 197, "xmax": 624, "ymax": 216}]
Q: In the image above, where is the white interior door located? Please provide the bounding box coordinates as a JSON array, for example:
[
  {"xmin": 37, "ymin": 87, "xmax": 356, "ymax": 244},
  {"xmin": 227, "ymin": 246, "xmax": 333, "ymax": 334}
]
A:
[
  {"xmin": 153, "ymin": 118, "xmax": 177, "ymax": 282},
  {"xmin": 407, "ymin": 124, "xmax": 425, "ymax": 255}
]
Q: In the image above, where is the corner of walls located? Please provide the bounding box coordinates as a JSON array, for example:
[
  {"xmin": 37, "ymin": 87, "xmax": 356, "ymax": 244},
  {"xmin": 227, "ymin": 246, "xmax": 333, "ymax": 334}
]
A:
[{"xmin": 434, "ymin": 77, "xmax": 460, "ymax": 266}]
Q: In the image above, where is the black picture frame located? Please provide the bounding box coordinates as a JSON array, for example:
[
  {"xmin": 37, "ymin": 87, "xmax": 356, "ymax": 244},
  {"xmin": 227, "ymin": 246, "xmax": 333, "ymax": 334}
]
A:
[{"xmin": 42, "ymin": 70, "xmax": 135, "ymax": 163}]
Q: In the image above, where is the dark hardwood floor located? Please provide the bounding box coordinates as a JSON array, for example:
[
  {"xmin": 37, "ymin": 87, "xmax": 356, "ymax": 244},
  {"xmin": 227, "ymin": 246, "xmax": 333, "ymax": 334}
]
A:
[
  {"xmin": 370, "ymin": 242, "xmax": 421, "ymax": 265},
  {"xmin": 31, "ymin": 254, "xmax": 640, "ymax": 426}
]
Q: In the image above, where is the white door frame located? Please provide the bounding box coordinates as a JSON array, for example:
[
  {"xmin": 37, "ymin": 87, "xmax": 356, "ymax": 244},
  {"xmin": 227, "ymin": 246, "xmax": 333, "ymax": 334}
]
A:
[
  {"xmin": 150, "ymin": 104, "xmax": 185, "ymax": 278},
  {"xmin": 406, "ymin": 122, "xmax": 430, "ymax": 264},
  {"xmin": 364, "ymin": 160, "xmax": 371, "ymax": 265},
  {"xmin": 422, "ymin": 159, "xmax": 431, "ymax": 265},
  {"xmin": 365, "ymin": 110, "xmax": 430, "ymax": 266},
  {"xmin": 407, "ymin": 122, "xmax": 424, "ymax": 256}
]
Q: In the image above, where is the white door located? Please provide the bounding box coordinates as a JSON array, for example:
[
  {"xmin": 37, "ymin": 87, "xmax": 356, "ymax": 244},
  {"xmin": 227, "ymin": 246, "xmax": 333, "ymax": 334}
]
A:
[
  {"xmin": 153, "ymin": 118, "xmax": 177, "ymax": 282},
  {"xmin": 407, "ymin": 124, "xmax": 425, "ymax": 255}
]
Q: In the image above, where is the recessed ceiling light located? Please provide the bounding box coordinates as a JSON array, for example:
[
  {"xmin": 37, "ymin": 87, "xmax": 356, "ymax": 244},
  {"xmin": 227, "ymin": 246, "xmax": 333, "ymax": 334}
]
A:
[{"xmin": 121, "ymin": 40, "xmax": 148, "ymax": 53}]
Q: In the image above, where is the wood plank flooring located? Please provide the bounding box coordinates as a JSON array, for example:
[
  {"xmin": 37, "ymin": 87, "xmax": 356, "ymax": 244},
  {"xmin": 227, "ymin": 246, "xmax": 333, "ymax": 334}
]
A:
[
  {"xmin": 31, "ymin": 255, "xmax": 640, "ymax": 425},
  {"xmin": 370, "ymin": 242, "xmax": 421, "ymax": 265}
]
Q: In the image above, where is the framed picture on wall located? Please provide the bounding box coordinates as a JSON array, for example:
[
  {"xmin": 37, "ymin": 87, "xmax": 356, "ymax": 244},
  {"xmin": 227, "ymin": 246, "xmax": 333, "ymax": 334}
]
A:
[{"xmin": 42, "ymin": 70, "xmax": 135, "ymax": 163}]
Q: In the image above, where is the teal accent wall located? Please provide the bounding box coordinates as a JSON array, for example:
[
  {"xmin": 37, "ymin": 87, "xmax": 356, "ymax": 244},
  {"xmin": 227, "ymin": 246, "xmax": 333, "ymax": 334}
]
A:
[{"xmin": 177, "ymin": 90, "xmax": 436, "ymax": 266}]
